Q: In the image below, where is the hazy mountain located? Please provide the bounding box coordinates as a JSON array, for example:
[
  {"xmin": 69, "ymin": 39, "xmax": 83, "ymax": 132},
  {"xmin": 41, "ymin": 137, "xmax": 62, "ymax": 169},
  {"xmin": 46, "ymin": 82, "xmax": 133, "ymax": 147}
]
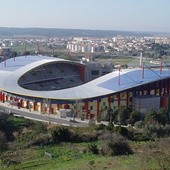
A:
[{"xmin": 0, "ymin": 27, "xmax": 169, "ymax": 38}]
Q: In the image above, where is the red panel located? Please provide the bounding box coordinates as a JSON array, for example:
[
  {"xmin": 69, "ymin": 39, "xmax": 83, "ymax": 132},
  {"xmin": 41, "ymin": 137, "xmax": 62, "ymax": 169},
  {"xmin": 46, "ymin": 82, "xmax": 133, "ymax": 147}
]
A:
[
  {"xmin": 0, "ymin": 92, "xmax": 2, "ymax": 101},
  {"xmin": 41, "ymin": 102, "xmax": 43, "ymax": 112},
  {"xmin": 2, "ymin": 93, "xmax": 5, "ymax": 102},
  {"xmin": 34, "ymin": 102, "xmax": 36, "ymax": 111},
  {"xmin": 84, "ymin": 101, "xmax": 89, "ymax": 119},
  {"xmin": 77, "ymin": 64, "xmax": 85, "ymax": 82},
  {"xmin": 26, "ymin": 100, "xmax": 29, "ymax": 109},
  {"xmin": 20, "ymin": 99, "xmax": 23, "ymax": 108}
]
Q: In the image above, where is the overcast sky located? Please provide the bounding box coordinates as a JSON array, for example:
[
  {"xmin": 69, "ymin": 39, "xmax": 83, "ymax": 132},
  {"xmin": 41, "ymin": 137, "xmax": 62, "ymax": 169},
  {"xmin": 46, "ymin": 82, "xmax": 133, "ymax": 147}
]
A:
[{"xmin": 0, "ymin": 0, "xmax": 170, "ymax": 32}]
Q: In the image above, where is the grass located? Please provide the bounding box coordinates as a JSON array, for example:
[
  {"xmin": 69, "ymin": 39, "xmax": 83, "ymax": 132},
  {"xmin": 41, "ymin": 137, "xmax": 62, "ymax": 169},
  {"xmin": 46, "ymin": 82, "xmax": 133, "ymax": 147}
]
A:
[
  {"xmin": 1, "ymin": 116, "xmax": 170, "ymax": 170},
  {"xmin": 1, "ymin": 141, "xmax": 169, "ymax": 170}
]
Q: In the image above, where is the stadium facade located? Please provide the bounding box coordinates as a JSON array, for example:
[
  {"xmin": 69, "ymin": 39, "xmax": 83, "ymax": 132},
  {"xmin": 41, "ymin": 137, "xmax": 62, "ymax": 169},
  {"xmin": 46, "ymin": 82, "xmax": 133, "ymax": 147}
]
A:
[{"xmin": 0, "ymin": 55, "xmax": 170, "ymax": 120}]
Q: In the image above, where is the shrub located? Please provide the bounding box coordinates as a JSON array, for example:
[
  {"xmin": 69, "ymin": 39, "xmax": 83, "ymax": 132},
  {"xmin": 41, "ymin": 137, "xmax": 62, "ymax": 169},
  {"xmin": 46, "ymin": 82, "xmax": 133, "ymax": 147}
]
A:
[
  {"xmin": 143, "ymin": 124, "xmax": 170, "ymax": 139},
  {"xmin": 114, "ymin": 126, "xmax": 133, "ymax": 140},
  {"xmin": 128, "ymin": 110, "xmax": 141, "ymax": 125},
  {"xmin": 94, "ymin": 124, "xmax": 107, "ymax": 131},
  {"xmin": 80, "ymin": 132, "xmax": 98, "ymax": 142},
  {"xmin": 140, "ymin": 138, "xmax": 170, "ymax": 170},
  {"xmin": 117, "ymin": 105, "xmax": 130, "ymax": 125},
  {"xmin": 51, "ymin": 127, "xmax": 72, "ymax": 142},
  {"xmin": 132, "ymin": 132, "xmax": 150, "ymax": 141},
  {"xmin": 99, "ymin": 133, "xmax": 133, "ymax": 156},
  {"xmin": 134, "ymin": 121, "xmax": 144, "ymax": 129},
  {"xmin": 33, "ymin": 122, "xmax": 47, "ymax": 134},
  {"xmin": 87, "ymin": 143, "xmax": 99, "ymax": 154},
  {"xmin": 106, "ymin": 122, "xmax": 114, "ymax": 131},
  {"xmin": 29, "ymin": 134, "xmax": 53, "ymax": 146}
]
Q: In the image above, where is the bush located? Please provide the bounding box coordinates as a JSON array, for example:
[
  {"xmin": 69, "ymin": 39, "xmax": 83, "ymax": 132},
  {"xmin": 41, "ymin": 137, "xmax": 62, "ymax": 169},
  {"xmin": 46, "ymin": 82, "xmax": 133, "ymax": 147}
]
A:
[
  {"xmin": 80, "ymin": 132, "xmax": 98, "ymax": 142},
  {"xmin": 140, "ymin": 138, "xmax": 170, "ymax": 170},
  {"xmin": 106, "ymin": 122, "xmax": 114, "ymax": 131},
  {"xmin": 128, "ymin": 110, "xmax": 141, "ymax": 125},
  {"xmin": 134, "ymin": 121, "xmax": 144, "ymax": 129},
  {"xmin": 132, "ymin": 132, "xmax": 150, "ymax": 141},
  {"xmin": 99, "ymin": 133, "xmax": 133, "ymax": 156},
  {"xmin": 29, "ymin": 134, "xmax": 53, "ymax": 146},
  {"xmin": 51, "ymin": 127, "xmax": 72, "ymax": 143},
  {"xmin": 33, "ymin": 122, "xmax": 47, "ymax": 134},
  {"xmin": 94, "ymin": 124, "xmax": 107, "ymax": 131},
  {"xmin": 87, "ymin": 143, "xmax": 99, "ymax": 154},
  {"xmin": 143, "ymin": 124, "xmax": 170, "ymax": 139},
  {"xmin": 114, "ymin": 126, "xmax": 133, "ymax": 140}
]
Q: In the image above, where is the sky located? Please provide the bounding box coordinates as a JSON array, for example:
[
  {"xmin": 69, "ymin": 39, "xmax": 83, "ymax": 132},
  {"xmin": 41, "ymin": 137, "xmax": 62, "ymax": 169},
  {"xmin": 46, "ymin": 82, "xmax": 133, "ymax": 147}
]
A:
[{"xmin": 0, "ymin": 0, "xmax": 170, "ymax": 32}]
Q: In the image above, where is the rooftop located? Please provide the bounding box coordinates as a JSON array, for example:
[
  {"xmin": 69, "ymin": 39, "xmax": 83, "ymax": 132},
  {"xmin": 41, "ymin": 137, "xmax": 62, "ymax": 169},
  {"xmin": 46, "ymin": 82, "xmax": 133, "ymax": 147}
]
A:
[{"xmin": 0, "ymin": 55, "xmax": 170, "ymax": 100}]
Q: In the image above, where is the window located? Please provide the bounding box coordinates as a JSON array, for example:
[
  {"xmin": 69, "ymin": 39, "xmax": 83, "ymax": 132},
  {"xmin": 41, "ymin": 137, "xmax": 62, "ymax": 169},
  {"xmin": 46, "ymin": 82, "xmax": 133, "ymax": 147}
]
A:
[{"xmin": 91, "ymin": 70, "xmax": 99, "ymax": 75}]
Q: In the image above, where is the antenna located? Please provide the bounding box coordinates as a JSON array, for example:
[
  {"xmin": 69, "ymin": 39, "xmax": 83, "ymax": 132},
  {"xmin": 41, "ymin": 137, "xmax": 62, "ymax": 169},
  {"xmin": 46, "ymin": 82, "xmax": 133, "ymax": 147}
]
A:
[
  {"xmin": 118, "ymin": 67, "xmax": 121, "ymax": 85},
  {"xmin": 142, "ymin": 61, "xmax": 144, "ymax": 79},
  {"xmin": 160, "ymin": 57, "xmax": 163, "ymax": 74}
]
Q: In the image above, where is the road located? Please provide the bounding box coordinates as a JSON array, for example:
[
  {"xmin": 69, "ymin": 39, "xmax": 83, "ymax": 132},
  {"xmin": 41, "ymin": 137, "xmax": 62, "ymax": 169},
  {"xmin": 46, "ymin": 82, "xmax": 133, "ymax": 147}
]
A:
[{"xmin": 0, "ymin": 102, "xmax": 89, "ymax": 127}]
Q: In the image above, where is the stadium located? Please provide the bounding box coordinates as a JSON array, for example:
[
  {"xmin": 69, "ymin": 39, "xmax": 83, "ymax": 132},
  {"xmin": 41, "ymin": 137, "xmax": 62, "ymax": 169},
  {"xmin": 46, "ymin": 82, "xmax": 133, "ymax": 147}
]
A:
[{"xmin": 0, "ymin": 55, "xmax": 170, "ymax": 120}]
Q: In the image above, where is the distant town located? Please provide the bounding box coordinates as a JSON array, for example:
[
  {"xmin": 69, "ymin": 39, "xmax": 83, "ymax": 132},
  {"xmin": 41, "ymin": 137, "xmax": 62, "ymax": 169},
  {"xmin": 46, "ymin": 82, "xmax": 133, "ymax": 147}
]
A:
[{"xmin": 1, "ymin": 33, "xmax": 170, "ymax": 60}]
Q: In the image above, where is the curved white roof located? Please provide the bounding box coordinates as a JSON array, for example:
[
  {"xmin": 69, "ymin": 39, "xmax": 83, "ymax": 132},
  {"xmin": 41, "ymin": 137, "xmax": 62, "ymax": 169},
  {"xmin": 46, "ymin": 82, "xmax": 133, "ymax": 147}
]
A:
[{"xmin": 0, "ymin": 55, "xmax": 170, "ymax": 100}]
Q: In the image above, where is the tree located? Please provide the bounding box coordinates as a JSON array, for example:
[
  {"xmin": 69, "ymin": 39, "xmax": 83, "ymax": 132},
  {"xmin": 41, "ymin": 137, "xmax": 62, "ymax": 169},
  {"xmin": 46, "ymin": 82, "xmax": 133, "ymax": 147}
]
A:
[
  {"xmin": 157, "ymin": 108, "xmax": 169, "ymax": 126},
  {"xmin": 128, "ymin": 110, "xmax": 141, "ymax": 125},
  {"xmin": 145, "ymin": 109, "xmax": 158, "ymax": 124},
  {"xmin": 145, "ymin": 108, "xmax": 169, "ymax": 125},
  {"xmin": 117, "ymin": 106, "xmax": 129, "ymax": 125}
]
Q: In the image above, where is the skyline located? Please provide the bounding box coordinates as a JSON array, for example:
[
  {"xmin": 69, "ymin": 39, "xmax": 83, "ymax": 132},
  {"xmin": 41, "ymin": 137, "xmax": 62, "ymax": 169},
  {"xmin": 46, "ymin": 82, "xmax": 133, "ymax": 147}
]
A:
[{"xmin": 0, "ymin": 0, "xmax": 170, "ymax": 33}]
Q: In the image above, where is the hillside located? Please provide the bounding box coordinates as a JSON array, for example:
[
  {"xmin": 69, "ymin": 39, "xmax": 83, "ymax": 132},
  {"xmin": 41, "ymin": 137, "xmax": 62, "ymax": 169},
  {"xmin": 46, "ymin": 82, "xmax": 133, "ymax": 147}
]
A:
[{"xmin": 0, "ymin": 27, "xmax": 155, "ymax": 38}]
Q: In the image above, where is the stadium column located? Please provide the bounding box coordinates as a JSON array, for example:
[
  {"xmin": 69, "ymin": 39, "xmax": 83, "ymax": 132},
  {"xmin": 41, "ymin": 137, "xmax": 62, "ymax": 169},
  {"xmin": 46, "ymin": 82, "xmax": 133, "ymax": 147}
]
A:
[
  {"xmin": 2, "ymin": 93, "xmax": 5, "ymax": 102},
  {"xmin": 118, "ymin": 92, "xmax": 120, "ymax": 108},
  {"xmin": 49, "ymin": 103, "xmax": 52, "ymax": 114},
  {"xmin": 134, "ymin": 88, "xmax": 137, "ymax": 96},
  {"xmin": 126, "ymin": 91, "xmax": 129, "ymax": 108},
  {"xmin": 154, "ymin": 82, "xmax": 157, "ymax": 95},
  {"xmin": 57, "ymin": 103, "xmax": 60, "ymax": 110},
  {"xmin": 108, "ymin": 96, "xmax": 111, "ymax": 108},
  {"xmin": 159, "ymin": 80, "xmax": 162, "ymax": 96},
  {"xmin": 41, "ymin": 102, "xmax": 43, "ymax": 113},
  {"xmin": 20, "ymin": 99, "xmax": 23, "ymax": 108},
  {"xmin": 0, "ymin": 91, "xmax": 2, "ymax": 101},
  {"xmin": 33, "ymin": 101, "xmax": 36, "ymax": 111},
  {"xmin": 97, "ymin": 99, "xmax": 100, "ymax": 119},
  {"xmin": 163, "ymin": 80, "xmax": 166, "ymax": 95},
  {"xmin": 147, "ymin": 84, "xmax": 151, "ymax": 95},
  {"xmin": 26, "ymin": 100, "xmax": 29, "ymax": 109},
  {"xmin": 84, "ymin": 100, "xmax": 89, "ymax": 119},
  {"xmin": 168, "ymin": 78, "xmax": 170, "ymax": 95}
]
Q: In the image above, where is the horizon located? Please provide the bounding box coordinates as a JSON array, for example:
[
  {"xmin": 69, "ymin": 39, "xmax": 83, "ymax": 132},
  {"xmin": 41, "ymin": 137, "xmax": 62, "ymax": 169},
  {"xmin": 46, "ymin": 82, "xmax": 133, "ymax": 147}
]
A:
[
  {"xmin": 0, "ymin": 0, "xmax": 169, "ymax": 33},
  {"xmin": 0, "ymin": 27, "xmax": 170, "ymax": 34}
]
